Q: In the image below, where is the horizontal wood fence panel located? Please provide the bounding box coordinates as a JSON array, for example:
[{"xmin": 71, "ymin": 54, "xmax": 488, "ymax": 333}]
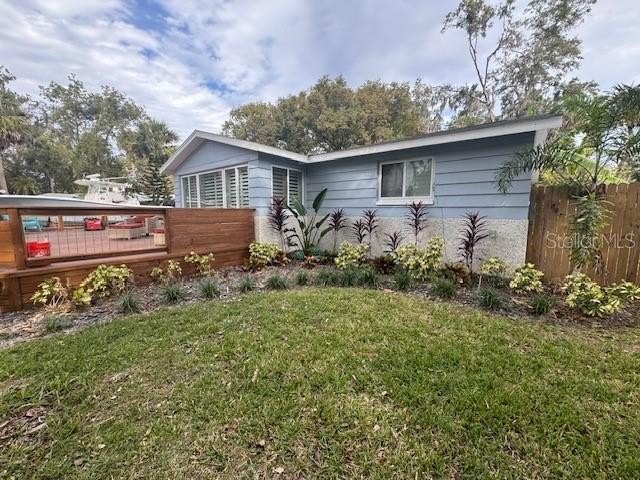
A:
[
  {"xmin": 0, "ymin": 207, "xmax": 255, "ymax": 312},
  {"xmin": 527, "ymin": 183, "xmax": 640, "ymax": 285}
]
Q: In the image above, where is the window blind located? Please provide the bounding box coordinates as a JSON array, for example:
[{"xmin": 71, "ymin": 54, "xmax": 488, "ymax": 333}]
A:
[{"xmin": 199, "ymin": 171, "xmax": 224, "ymax": 207}]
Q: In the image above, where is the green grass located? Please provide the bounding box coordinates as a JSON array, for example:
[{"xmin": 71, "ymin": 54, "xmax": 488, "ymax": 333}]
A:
[{"xmin": 1, "ymin": 288, "xmax": 640, "ymax": 478}]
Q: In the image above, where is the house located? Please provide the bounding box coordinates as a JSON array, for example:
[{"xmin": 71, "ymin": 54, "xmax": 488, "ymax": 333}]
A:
[{"xmin": 160, "ymin": 114, "xmax": 563, "ymax": 266}]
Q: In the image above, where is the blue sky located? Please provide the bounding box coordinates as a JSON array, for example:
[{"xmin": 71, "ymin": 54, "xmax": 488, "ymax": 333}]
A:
[{"xmin": 1, "ymin": 0, "xmax": 638, "ymax": 139}]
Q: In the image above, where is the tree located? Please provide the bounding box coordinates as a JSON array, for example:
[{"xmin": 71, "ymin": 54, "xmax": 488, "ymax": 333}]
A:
[
  {"xmin": 119, "ymin": 119, "xmax": 177, "ymax": 205},
  {"xmin": 222, "ymin": 76, "xmax": 444, "ymax": 154},
  {"xmin": 0, "ymin": 66, "xmax": 30, "ymax": 193},
  {"xmin": 497, "ymin": 85, "xmax": 640, "ymax": 269},
  {"xmin": 442, "ymin": 0, "xmax": 596, "ymax": 123}
]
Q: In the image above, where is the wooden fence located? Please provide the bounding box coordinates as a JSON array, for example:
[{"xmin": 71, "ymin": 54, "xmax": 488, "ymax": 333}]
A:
[
  {"xmin": 0, "ymin": 207, "xmax": 254, "ymax": 312},
  {"xmin": 526, "ymin": 183, "xmax": 640, "ymax": 285}
]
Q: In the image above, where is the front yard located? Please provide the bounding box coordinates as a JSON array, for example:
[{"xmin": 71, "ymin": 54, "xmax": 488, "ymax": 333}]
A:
[{"xmin": 1, "ymin": 288, "xmax": 639, "ymax": 478}]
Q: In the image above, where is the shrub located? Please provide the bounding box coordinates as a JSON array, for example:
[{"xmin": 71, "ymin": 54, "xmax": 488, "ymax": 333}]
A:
[
  {"xmin": 478, "ymin": 287, "xmax": 505, "ymax": 310},
  {"xmin": 355, "ymin": 265, "xmax": 379, "ymax": 288},
  {"xmin": 44, "ymin": 315, "xmax": 72, "ymax": 333},
  {"xmin": 405, "ymin": 201, "xmax": 428, "ymax": 245},
  {"xmin": 394, "ymin": 237, "xmax": 444, "ymax": 281},
  {"xmin": 530, "ymin": 294, "xmax": 554, "ymax": 316},
  {"xmin": 372, "ymin": 254, "xmax": 397, "ymax": 274},
  {"xmin": 335, "ymin": 242, "xmax": 369, "ymax": 270},
  {"xmin": 394, "ymin": 269, "xmax": 414, "ymax": 291},
  {"xmin": 269, "ymin": 196, "xmax": 289, "ymax": 251},
  {"xmin": 383, "ymin": 231, "xmax": 404, "ymax": 253},
  {"xmin": 248, "ymin": 241, "xmax": 281, "ymax": 271},
  {"xmin": 162, "ymin": 283, "xmax": 186, "ymax": 304},
  {"xmin": 440, "ymin": 262, "xmax": 471, "ymax": 285},
  {"xmin": 286, "ymin": 189, "xmax": 331, "ymax": 256},
  {"xmin": 302, "ymin": 255, "xmax": 318, "ymax": 269},
  {"xmin": 120, "ymin": 292, "xmax": 140, "ymax": 314},
  {"xmin": 31, "ymin": 277, "xmax": 68, "ymax": 310},
  {"xmin": 432, "ymin": 277, "xmax": 457, "ymax": 299},
  {"xmin": 295, "ymin": 270, "xmax": 309, "ymax": 286},
  {"xmin": 480, "ymin": 257, "xmax": 508, "ymax": 278},
  {"xmin": 267, "ymin": 273, "xmax": 288, "ymax": 290},
  {"xmin": 362, "ymin": 209, "xmax": 379, "ymax": 252},
  {"xmin": 562, "ymin": 273, "xmax": 636, "ymax": 317},
  {"xmin": 510, "ymin": 264, "xmax": 544, "ymax": 294},
  {"xmin": 200, "ymin": 279, "xmax": 220, "ymax": 299},
  {"xmin": 317, "ymin": 269, "xmax": 340, "ymax": 287},
  {"xmin": 70, "ymin": 287, "xmax": 92, "ymax": 308},
  {"xmin": 351, "ymin": 219, "xmax": 367, "ymax": 244},
  {"xmin": 151, "ymin": 260, "xmax": 183, "ymax": 284},
  {"xmin": 239, "ymin": 276, "xmax": 255, "ymax": 292},
  {"xmin": 184, "ymin": 251, "xmax": 215, "ymax": 277},
  {"xmin": 329, "ymin": 208, "xmax": 348, "ymax": 254},
  {"xmin": 338, "ymin": 267, "xmax": 359, "ymax": 287},
  {"xmin": 81, "ymin": 264, "xmax": 132, "ymax": 297}
]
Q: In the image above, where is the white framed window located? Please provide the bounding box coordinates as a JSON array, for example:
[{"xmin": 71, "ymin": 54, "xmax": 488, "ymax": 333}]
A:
[
  {"xmin": 181, "ymin": 165, "xmax": 249, "ymax": 208},
  {"xmin": 272, "ymin": 166, "xmax": 303, "ymax": 204},
  {"xmin": 377, "ymin": 157, "xmax": 434, "ymax": 205}
]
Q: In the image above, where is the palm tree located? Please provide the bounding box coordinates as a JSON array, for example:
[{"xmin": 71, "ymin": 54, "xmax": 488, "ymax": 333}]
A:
[{"xmin": 496, "ymin": 85, "xmax": 640, "ymax": 269}]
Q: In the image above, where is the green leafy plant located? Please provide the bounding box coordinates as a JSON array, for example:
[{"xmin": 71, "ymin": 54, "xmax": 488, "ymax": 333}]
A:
[
  {"xmin": 248, "ymin": 241, "xmax": 282, "ymax": 271},
  {"xmin": 70, "ymin": 287, "xmax": 92, "ymax": 308},
  {"xmin": 184, "ymin": 251, "xmax": 215, "ymax": 277},
  {"xmin": 239, "ymin": 276, "xmax": 255, "ymax": 293},
  {"xmin": 338, "ymin": 267, "xmax": 359, "ymax": 287},
  {"xmin": 480, "ymin": 257, "xmax": 508, "ymax": 277},
  {"xmin": 562, "ymin": 273, "xmax": 639, "ymax": 317},
  {"xmin": 510, "ymin": 264, "xmax": 544, "ymax": 294},
  {"xmin": 405, "ymin": 201, "xmax": 428, "ymax": 245},
  {"xmin": 200, "ymin": 278, "xmax": 220, "ymax": 299},
  {"xmin": 161, "ymin": 283, "xmax": 186, "ymax": 304},
  {"xmin": 120, "ymin": 292, "xmax": 140, "ymax": 314},
  {"xmin": 81, "ymin": 264, "xmax": 132, "ymax": 297},
  {"xmin": 393, "ymin": 269, "xmax": 414, "ymax": 291},
  {"xmin": 335, "ymin": 242, "xmax": 369, "ymax": 270},
  {"xmin": 44, "ymin": 315, "xmax": 73, "ymax": 333},
  {"xmin": 432, "ymin": 277, "xmax": 457, "ymax": 299},
  {"xmin": 530, "ymin": 294, "xmax": 554, "ymax": 316},
  {"xmin": 295, "ymin": 270, "xmax": 309, "ymax": 286},
  {"xmin": 31, "ymin": 277, "xmax": 68, "ymax": 310},
  {"xmin": 150, "ymin": 260, "xmax": 183, "ymax": 285},
  {"xmin": 329, "ymin": 208, "xmax": 348, "ymax": 254},
  {"xmin": 286, "ymin": 188, "xmax": 331, "ymax": 256},
  {"xmin": 458, "ymin": 211, "xmax": 489, "ymax": 273},
  {"xmin": 266, "ymin": 273, "xmax": 288, "ymax": 290},
  {"xmin": 355, "ymin": 265, "xmax": 379, "ymax": 288},
  {"xmin": 316, "ymin": 269, "xmax": 340, "ymax": 287},
  {"xmin": 478, "ymin": 287, "xmax": 505, "ymax": 310},
  {"xmin": 394, "ymin": 237, "xmax": 445, "ymax": 281}
]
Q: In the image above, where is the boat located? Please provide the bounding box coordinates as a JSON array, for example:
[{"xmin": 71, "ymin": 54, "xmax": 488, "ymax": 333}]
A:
[{"xmin": 73, "ymin": 174, "xmax": 141, "ymax": 205}]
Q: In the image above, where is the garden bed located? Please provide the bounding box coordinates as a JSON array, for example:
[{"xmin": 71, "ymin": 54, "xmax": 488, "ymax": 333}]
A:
[{"xmin": 1, "ymin": 259, "xmax": 637, "ymax": 349}]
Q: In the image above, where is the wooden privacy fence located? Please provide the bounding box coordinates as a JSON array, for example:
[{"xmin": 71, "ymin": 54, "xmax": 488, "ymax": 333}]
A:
[
  {"xmin": 0, "ymin": 207, "xmax": 254, "ymax": 312},
  {"xmin": 527, "ymin": 183, "xmax": 640, "ymax": 285}
]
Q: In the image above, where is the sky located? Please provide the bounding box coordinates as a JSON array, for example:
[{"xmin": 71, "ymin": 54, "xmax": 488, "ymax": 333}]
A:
[{"xmin": 0, "ymin": 0, "xmax": 638, "ymax": 140}]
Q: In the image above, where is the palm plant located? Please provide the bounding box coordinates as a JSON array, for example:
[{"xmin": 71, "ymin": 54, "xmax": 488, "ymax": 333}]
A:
[
  {"xmin": 405, "ymin": 201, "xmax": 428, "ymax": 245},
  {"xmin": 362, "ymin": 209, "xmax": 378, "ymax": 254},
  {"xmin": 268, "ymin": 196, "xmax": 289, "ymax": 251},
  {"xmin": 458, "ymin": 211, "xmax": 489, "ymax": 273},
  {"xmin": 328, "ymin": 208, "xmax": 348, "ymax": 254},
  {"xmin": 285, "ymin": 188, "xmax": 331, "ymax": 256},
  {"xmin": 383, "ymin": 231, "xmax": 404, "ymax": 253},
  {"xmin": 496, "ymin": 85, "xmax": 640, "ymax": 270},
  {"xmin": 351, "ymin": 219, "xmax": 367, "ymax": 244}
]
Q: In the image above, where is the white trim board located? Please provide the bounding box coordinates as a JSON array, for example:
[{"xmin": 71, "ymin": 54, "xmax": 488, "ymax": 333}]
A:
[{"xmin": 161, "ymin": 115, "xmax": 563, "ymax": 174}]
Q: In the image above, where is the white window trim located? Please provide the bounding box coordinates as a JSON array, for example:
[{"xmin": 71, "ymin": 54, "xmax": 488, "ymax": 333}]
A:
[
  {"xmin": 180, "ymin": 164, "xmax": 249, "ymax": 208},
  {"xmin": 271, "ymin": 166, "xmax": 304, "ymax": 204},
  {"xmin": 377, "ymin": 157, "xmax": 435, "ymax": 206}
]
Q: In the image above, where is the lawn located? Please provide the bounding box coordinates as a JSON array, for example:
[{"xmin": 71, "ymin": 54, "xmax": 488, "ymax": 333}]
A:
[{"xmin": 1, "ymin": 289, "xmax": 639, "ymax": 479}]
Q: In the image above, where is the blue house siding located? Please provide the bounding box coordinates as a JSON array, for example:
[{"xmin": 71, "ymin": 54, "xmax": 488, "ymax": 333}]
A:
[
  {"xmin": 172, "ymin": 141, "xmax": 258, "ymax": 207},
  {"xmin": 304, "ymin": 133, "xmax": 534, "ymax": 220},
  {"xmin": 250, "ymin": 153, "xmax": 308, "ymax": 215}
]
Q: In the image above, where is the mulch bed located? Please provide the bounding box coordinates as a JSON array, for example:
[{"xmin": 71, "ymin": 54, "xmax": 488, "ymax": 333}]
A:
[{"xmin": 1, "ymin": 261, "xmax": 637, "ymax": 349}]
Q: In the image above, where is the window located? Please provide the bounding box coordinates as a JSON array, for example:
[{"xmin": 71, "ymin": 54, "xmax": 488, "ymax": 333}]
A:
[
  {"xmin": 181, "ymin": 165, "xmax": 250, "ymax": 208},
  {"xmin": 378, "ymin": 158, "xmax": 434, "ymax": 204},
  {"xmin": 272, "ymin": 167, "xmax": 303, "ymax": 204}
]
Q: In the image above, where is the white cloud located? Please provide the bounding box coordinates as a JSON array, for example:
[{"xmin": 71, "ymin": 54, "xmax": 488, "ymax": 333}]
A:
[{"xmin": 0, "ymin": 0, "xmax": 638, "ymax": 142}]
